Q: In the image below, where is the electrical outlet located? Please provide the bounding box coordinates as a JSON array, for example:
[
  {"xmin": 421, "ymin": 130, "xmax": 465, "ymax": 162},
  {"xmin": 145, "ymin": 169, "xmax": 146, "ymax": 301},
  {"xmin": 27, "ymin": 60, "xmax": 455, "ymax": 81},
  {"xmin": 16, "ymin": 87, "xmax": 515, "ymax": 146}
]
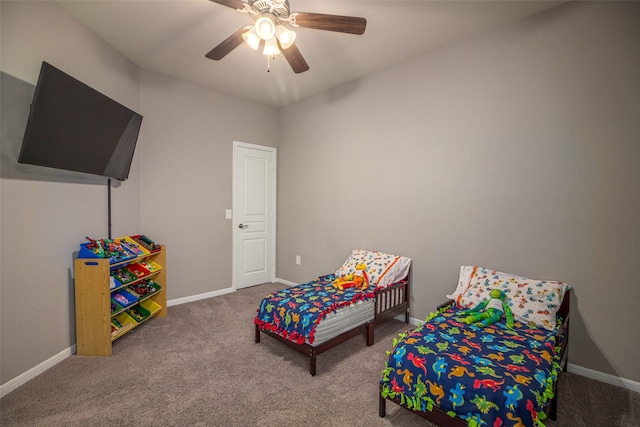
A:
[
  {"xmin": 296, "ymin": 255, "xmax": 301, "ymax": 265},
  {"xmin": 225, "ymin": 209, "xmax": 232, "ymax": 219}
]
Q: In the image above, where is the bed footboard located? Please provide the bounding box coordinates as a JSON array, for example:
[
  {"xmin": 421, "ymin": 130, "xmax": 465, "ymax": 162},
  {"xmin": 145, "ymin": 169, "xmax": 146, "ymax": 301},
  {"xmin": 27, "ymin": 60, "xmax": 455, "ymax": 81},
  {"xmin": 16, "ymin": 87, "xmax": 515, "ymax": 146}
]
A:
[
  {"xmin": 366, "ymin": 276, "xmax": 410, "ymax": 346},
  {"xmin": 255, "ymin": 322, "xmax": 367, "ymax": 376}
]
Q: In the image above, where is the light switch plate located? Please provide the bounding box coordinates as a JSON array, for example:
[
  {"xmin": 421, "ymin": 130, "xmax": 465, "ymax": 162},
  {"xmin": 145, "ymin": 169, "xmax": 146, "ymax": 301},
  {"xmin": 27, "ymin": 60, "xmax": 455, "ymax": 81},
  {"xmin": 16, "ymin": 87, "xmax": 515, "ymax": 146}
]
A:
[{"xmin": 225, "ymin": 209, "xmax": 232, "ymax": 219}]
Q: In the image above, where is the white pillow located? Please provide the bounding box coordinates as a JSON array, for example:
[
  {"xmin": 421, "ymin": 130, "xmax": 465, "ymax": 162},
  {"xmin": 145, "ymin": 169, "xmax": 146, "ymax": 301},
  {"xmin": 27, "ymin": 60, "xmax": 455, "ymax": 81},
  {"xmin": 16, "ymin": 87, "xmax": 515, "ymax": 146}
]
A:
[
  {"xmin": 457, "ymin": 266, "xmax": 570, "ymax": 331},
  {"xmin": 446, "ymin": 265, "xmax": 474, "ymax": 300},
  {"xmin": 449, "ymin": 266, "xmax": 530, "ymax": 303},
  {"xmin": 335, "ymin": 249, "xmax": 411, "ymax": 288}
]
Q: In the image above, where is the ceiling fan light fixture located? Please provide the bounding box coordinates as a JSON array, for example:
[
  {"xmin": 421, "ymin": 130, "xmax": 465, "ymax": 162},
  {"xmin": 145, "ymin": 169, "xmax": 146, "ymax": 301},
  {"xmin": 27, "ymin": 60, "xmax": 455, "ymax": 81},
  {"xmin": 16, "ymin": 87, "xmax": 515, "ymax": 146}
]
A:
[
  {"xmin": 207, "ymin": 0, "xmax": 367, "ymax": 73},
  {"xmin": 242, "ymin": 27, "xmax": 261, "ymax": 50},
  {"xmin": 263, "ymin": 37, "xmax": 281, "ymax": 56},
  {"xmin": 255, "ymin": 16, "xmax": 276, "ymax": 40},
  {"xmin": 275, "ymin": 25, "xmax": 296, "ymax": 49}
]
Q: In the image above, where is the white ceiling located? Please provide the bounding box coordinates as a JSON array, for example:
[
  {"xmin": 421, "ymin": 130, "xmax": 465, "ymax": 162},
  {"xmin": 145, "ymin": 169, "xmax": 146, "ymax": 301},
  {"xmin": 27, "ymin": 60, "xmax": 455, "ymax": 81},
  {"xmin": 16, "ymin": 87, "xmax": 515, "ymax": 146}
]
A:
[{"xmin": 58, "ymin": 0, "xmax": 566, "ymax": 107}]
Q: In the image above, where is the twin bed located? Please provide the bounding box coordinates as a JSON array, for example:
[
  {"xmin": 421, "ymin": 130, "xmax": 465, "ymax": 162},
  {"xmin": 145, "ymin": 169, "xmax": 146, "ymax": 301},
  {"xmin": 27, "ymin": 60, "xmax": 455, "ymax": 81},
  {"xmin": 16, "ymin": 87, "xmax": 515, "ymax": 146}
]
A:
[
  {"xmin": 380, "ymin": 266, "xmax": 571, "ymax": 426},
  {"xmin": 254, "ymin": 256, "xmax": 571, "ymax": 426},
  {"xmin": 254, "ymin": 249, "xmax": 412, "ymax": 376}
]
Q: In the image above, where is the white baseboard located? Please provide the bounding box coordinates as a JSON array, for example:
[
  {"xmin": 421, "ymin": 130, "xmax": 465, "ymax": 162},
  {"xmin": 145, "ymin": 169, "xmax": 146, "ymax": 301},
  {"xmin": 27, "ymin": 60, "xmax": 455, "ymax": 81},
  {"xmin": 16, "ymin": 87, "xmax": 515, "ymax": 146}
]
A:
[
  {"xmin": 407, "ymin": 314, "xmax": 422, "ymax": 326},
  {"xmin": 274, "ymin": 278, "xmax": 297, "ymax": 287},
  {"xmin": 0, "ymin": 287, "xmax": 236, "ymax": 399},
  {"xmin": 567, "ymin": 363, "xmax": 640, "ymax": 393},
  {"xmin": 0, "ymin": 345, "xmax": 76, "ymax": 399},
  {"xmin": 166, "ymin": 286, "xmax": 234, "ymax": 307}
]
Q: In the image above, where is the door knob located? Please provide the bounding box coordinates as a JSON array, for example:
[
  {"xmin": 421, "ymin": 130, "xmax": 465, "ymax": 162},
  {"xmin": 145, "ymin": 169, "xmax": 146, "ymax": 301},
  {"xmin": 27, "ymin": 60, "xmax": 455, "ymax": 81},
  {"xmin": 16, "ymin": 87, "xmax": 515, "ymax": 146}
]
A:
[{"xmin": 238, "ymin": 223, "xmax": 249, "ymax": 229}]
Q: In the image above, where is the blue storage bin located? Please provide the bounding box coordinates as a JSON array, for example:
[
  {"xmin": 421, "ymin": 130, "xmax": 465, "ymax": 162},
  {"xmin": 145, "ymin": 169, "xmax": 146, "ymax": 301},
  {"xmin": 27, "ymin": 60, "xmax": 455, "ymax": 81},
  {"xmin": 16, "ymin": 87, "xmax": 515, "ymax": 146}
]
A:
[{"xmin": 78, "ymin": 242, "xmax": 136, "ymax": 264}]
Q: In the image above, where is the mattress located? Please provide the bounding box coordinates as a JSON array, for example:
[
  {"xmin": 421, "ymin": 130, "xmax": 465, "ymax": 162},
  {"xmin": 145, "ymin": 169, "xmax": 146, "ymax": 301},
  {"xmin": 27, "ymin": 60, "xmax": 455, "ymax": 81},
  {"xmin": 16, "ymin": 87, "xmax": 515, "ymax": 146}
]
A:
[{"xmin": 311, "ymin": 298, "xmax": 374, "ymax": 345}]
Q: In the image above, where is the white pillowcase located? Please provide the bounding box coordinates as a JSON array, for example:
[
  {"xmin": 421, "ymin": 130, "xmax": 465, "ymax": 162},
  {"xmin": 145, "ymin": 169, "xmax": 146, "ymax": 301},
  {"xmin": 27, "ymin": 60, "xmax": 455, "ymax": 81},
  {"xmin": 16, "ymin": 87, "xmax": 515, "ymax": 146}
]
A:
[
  {"xmin": 335, "ymin": 249, "xmax": 411, "ymax": 288},
  {"xmin": 450, "ymin": 266, "xmax": 570, "ymax": 331},
  {"xmin": 446, "ymin": 265, "xmax": 474, "ymax": 300}
]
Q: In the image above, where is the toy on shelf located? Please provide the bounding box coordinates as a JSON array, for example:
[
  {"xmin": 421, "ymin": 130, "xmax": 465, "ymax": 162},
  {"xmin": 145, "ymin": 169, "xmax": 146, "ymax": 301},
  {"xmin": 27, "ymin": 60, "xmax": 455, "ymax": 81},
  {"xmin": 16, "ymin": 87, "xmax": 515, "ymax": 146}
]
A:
[
  {"xmin": 121, "ymin": 238, "xmax": 148, "ymax": 256},
  {"xmin": 138, "ymin": 260, "xmax": 161, "ymax": 272},
  {"xmin": 131, "ymin": 235, "xmax": 160, "ymax": 253},
  {"xmin": 129, "ymin": 280, "xmax": 161, "ymax": 297},
  {"xmin": 110, "ymin": 300, "xmax": 123, "ymax": 315},
  {"xmin": 127, "ymin": 263, "xmax": 150, "ymax": 278},
  {"xmin": 111, "ymin": 268, "xmax": 137, "ymax": 285},
  {"xmin": 112, "ymin": 289, "xmax": 138, "ymax": 308},
  {"xmin": 78, "ymin": 235, "xmax": 161, "ymax": 264},
  {"xmin": 80, "ymin": 237, "xmax": 136, "ymax": 263},
  {"xmin": 128, "ymin": 306, "xmax": 147, "ymax": 322}
]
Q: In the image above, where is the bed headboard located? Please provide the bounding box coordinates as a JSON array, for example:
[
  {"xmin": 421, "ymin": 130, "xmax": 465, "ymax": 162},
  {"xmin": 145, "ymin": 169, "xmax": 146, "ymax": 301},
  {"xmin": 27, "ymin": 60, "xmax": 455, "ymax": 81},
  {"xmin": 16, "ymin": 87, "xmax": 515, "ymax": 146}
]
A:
[{"xmin": 557, "ymin": 288, "xmax": 571, "ymax": 319}]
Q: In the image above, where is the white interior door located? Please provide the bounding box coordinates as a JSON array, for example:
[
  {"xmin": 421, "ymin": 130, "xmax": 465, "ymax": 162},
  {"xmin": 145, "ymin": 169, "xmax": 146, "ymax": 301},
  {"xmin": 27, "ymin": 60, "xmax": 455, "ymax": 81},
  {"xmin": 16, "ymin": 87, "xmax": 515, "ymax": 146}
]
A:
[{"xmin": 233, "ymin": 142, "xmax": 276, "ymax": 289}]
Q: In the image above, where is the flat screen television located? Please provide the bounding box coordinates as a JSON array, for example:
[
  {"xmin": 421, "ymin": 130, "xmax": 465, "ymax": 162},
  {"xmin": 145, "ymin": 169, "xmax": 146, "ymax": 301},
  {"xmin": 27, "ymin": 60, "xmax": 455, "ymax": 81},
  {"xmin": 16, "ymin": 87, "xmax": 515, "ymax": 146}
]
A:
[{"xmin": 18, "ymin": 61, "xmax": 143, "ymax": 181}]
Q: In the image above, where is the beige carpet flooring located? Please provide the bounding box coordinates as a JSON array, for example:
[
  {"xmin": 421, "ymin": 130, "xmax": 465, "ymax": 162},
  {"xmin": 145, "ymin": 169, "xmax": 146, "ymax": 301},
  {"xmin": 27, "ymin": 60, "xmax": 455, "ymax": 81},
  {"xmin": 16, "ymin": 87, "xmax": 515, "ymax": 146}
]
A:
[{"xmin": 1, "ymin": 283, "xmax": 639, "ymax": 426}]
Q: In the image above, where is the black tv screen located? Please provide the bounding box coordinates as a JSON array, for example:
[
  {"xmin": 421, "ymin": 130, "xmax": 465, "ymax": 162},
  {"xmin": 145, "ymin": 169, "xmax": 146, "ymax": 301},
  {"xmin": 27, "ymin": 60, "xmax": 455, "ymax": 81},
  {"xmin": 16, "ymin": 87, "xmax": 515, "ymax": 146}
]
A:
[{"xmin": 18, "ymin": 61, "xmax": 143, "ymax": 181}]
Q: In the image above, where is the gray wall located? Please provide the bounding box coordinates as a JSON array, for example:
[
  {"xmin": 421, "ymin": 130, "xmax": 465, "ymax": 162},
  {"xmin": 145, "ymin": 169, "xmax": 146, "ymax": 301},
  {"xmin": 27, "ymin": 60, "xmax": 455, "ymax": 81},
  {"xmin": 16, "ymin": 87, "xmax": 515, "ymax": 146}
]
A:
[
  {"xmin": 1, "ymin": 0, "xmax": 142, "ymax": 385},
  {"xmin": 276, "ymin": 1, "xmax": 640, "ymax": 383},
  {"xmin": 138, "ymin": 70, "xmax": 278, "ymax": 300},
  {"xmin": 0, "ymin": 1, "xmax": 277, "ymax": 386}
]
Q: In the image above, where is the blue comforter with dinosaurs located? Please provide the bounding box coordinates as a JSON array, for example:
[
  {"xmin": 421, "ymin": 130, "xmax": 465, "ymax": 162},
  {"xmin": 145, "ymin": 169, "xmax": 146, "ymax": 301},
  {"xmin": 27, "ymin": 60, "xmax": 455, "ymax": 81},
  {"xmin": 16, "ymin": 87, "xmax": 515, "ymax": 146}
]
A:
[
  {"xmin": 254, "ymin": 274, "xmax": 374, "ymax": 345},
  {"xmin": 381, "ymin": 308, "xmax": 563, "ymax": 426}
]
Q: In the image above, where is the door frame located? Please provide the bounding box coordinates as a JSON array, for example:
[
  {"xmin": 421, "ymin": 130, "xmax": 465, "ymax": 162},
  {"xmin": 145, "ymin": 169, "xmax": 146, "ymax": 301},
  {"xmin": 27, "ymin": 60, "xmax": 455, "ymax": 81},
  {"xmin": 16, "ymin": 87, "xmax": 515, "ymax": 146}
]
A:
[{"xmin": 232, "ymin": 141, "xmax": 277, "ymax": 291}]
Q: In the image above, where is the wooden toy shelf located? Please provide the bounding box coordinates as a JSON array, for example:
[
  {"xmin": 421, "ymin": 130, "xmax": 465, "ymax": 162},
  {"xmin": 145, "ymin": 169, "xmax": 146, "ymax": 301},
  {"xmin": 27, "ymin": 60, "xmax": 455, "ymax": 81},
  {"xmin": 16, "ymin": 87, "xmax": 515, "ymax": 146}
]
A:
[{"xmin": 74, "ymin": 245, "xmax": 166, "ymax": 356}]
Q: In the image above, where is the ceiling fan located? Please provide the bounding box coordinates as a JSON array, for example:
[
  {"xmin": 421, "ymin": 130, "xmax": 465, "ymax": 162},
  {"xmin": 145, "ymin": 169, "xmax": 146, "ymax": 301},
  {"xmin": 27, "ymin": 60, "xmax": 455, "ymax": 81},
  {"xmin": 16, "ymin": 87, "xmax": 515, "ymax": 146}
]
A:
[{"xmin": 205, "ymin": 0, "xmax": 367, "ymax": 73}]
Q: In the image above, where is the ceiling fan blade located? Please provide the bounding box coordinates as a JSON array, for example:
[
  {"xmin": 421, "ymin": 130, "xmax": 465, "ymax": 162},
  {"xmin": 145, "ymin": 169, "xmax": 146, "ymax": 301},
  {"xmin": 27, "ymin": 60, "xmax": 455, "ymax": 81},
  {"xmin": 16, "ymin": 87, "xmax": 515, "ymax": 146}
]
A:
[
  {"xmin": 205, "ymin": 27, "xmax": 247, "ymax": 60},
  {"xmin": 209, "ymin": 0, "xmax": 246, "ymax": 10},
  {"xmin": 279, "ymin": 41, "xmax": 310, "ymax": 74},
  {"xmin": 292, "ymin": 12, "xmax": 366, "ymax": 35}
]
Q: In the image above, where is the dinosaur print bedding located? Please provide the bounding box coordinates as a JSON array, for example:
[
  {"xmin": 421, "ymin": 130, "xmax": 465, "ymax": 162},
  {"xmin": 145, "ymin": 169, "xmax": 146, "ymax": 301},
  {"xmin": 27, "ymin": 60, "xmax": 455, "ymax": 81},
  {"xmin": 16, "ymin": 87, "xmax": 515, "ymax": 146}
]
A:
[
  {"xmin": 254, "ymin": 274, "xmax": 375, "ymax": 345},
  {"xmin": 381, "ymin": 308, "xmax": 563, "ymax": 427}
]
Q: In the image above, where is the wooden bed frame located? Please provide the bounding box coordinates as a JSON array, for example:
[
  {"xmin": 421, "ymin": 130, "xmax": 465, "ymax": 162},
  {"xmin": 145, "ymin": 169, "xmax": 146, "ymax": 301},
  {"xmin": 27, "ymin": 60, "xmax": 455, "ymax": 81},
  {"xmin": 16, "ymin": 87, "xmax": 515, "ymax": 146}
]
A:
[
  {"xmin": 255, "ymin": 273, "xmax": 410, "ymax": 376},
  {"xmin": 379, "ymin": 290, "xmax": 571, "ymax": 425}
]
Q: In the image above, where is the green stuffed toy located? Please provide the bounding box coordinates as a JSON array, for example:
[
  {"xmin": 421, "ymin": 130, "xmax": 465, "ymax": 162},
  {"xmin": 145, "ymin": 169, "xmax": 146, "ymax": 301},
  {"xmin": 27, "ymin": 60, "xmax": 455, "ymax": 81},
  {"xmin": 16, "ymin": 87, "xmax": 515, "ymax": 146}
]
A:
[{"xmin": 458, "ymin": 289, "xmax": 514, "ymax": 328}]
